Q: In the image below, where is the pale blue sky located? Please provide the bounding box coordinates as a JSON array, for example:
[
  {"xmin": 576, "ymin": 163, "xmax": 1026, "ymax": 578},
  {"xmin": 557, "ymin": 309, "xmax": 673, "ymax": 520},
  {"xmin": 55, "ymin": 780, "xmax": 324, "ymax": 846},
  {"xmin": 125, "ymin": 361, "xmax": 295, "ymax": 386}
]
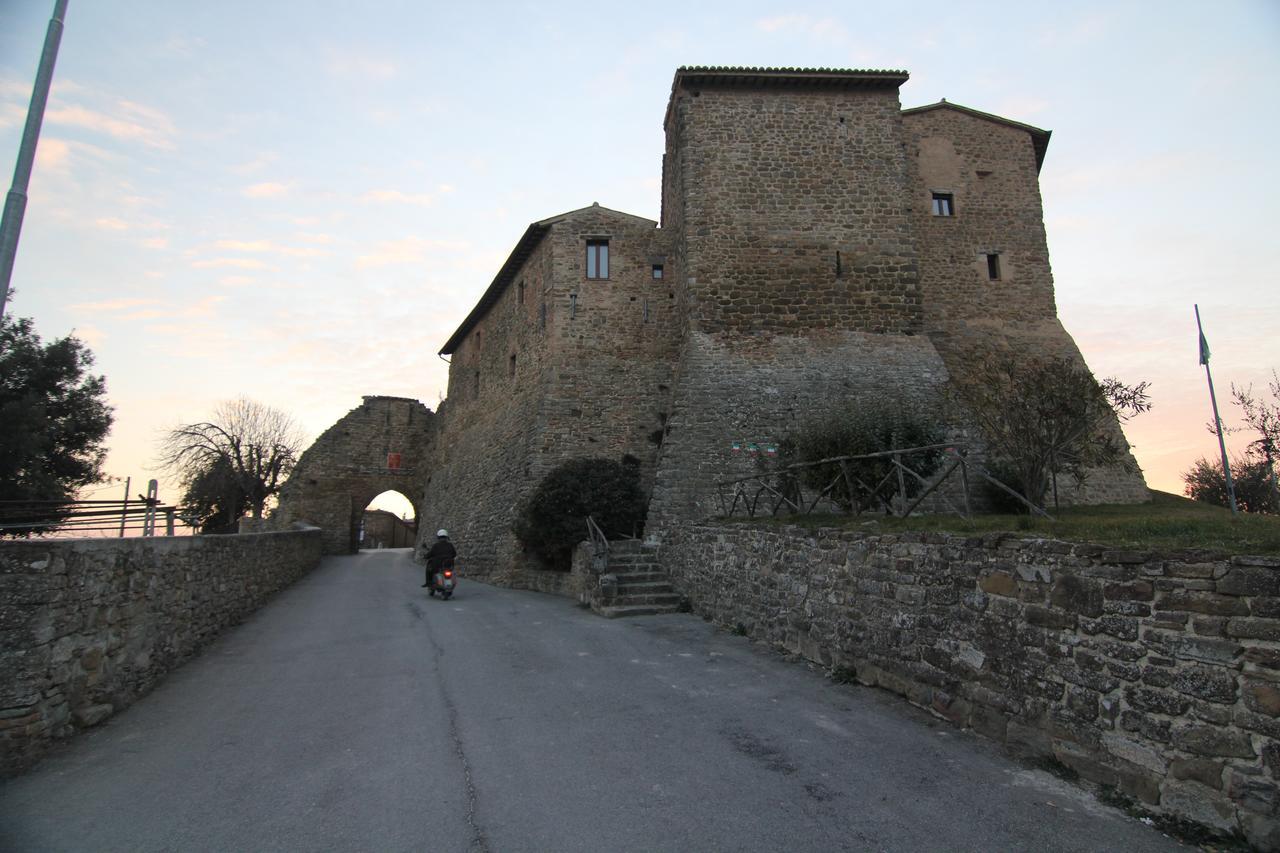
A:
[{"xmin": 2, "ymin": 0, "xmax": 1277, "ymax": 513}]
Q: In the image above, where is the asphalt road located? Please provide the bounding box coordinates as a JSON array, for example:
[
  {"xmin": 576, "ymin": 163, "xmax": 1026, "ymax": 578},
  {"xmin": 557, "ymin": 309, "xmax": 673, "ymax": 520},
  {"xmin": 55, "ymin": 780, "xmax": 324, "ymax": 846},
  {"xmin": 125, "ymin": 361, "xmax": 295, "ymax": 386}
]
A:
[{"xmin": 1, "ymin": 548, "xmax": 1184, "ymax": 852}]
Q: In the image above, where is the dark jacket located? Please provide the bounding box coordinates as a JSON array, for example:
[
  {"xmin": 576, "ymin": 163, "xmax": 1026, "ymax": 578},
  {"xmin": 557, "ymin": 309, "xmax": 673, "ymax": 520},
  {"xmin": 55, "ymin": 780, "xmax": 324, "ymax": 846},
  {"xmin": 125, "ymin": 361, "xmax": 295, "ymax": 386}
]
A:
[{"xmin": 426, "ymin": 538, "xmax": 456, "ymax": 570}]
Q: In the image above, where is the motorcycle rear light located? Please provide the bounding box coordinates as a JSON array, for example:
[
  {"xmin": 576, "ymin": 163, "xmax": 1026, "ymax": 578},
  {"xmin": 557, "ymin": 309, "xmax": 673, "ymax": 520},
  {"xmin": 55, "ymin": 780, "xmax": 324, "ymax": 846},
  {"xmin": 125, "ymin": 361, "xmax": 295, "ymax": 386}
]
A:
[{"xmin": 444, "ymin": 570, "xmax": 453, "ymax": 578}]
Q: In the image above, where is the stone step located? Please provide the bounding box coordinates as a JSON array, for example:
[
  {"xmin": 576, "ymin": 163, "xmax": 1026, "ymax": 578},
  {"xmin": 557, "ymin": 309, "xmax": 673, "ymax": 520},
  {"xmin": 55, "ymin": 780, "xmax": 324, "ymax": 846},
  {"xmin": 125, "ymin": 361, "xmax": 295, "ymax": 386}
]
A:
[
  {"xmin": 610, "ymin": 571, "xmax": 668, "ymax": 584},
  {"xmin": 613, "ymin": 592, "xmax": 682, "ymax": 607},
  {"xmin": 598, "ymin": 603, "xmax": 683, "ymax": 619},
  {"xmin": 607, "ymin": 554, "xmax": 660, "ymax": 567},
  {"xmin": 614, "ymin": 580, "xmax": 674, "ymax": 594}
]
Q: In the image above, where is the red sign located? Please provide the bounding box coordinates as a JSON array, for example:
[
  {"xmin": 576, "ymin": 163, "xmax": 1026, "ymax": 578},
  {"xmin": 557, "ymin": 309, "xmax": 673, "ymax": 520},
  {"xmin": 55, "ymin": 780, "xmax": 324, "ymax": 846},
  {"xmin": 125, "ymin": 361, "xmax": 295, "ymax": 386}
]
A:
[{"xmin": 386, "ymin": 453, "xmax": 402, "ymax": 470}]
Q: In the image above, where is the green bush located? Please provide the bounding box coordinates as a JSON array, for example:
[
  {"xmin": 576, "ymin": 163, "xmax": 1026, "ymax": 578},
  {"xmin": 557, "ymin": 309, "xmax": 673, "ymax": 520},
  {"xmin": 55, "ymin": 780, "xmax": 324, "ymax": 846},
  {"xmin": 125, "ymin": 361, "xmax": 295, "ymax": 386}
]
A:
[
  {"xmin": 779, "ymin": 400, "xmax": 946, "ymax": 513},
  {"xmin": 513, "ymin": 457, "xmax": 646, "ymax": 569}
]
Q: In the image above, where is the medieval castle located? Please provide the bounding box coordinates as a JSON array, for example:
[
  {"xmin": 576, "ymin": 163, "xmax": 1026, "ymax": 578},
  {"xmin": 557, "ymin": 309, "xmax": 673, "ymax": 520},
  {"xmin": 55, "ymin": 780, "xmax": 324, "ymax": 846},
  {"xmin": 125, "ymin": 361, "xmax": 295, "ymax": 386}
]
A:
[{"xmin": 272, "ymin": 66, "xmax": 1149, "ymax": 577}]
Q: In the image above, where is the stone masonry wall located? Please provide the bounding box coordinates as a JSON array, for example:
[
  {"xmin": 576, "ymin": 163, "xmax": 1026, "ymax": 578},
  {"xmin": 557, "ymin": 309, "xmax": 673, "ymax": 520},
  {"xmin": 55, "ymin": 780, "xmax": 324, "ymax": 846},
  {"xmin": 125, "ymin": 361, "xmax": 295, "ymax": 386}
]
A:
[
  {"xmin": 904, "ymin": 106, "xmax": 1149, "ymax": 506},
  {"xmin": 668, "ymin": 84, "xmax": 925, "ymax": 336},
  {"xmin": 649, "ymin": 329, "xmax": 951, "ymax": 529},
  {"xmin": 0, "ymin": 527, "xmax": 323, "ymax": 776},
  {"xmin": 272, "ymin": 396, "xmax": 433, "ymax": 554},
  {"xmin": 420, "ymin": 205, "xmax": 678, "ymax": 580},
  {"xmin": 661, "ymin": 523, "xmax": 1280, "ymax": 848}
]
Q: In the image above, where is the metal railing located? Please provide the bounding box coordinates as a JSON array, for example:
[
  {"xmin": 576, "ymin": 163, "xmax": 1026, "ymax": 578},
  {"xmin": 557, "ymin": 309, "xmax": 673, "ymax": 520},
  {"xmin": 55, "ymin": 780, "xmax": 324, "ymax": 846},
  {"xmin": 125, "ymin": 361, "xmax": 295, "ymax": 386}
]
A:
[
  {"xmin": 585, "ymin": 515, "xmax": 610, "ymax": 573},
  {"xmin": 715, "ymin": 444, "xmax": 1052, "ymax": 521}
]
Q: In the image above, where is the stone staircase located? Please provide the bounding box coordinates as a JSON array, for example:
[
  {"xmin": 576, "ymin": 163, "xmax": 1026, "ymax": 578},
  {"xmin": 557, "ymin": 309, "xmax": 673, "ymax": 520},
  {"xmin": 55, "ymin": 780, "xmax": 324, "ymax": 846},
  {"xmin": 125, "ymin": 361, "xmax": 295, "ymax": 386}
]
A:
[{"xmin": 596, "ymin": 540, "xmax": 682, "ymax": 618}]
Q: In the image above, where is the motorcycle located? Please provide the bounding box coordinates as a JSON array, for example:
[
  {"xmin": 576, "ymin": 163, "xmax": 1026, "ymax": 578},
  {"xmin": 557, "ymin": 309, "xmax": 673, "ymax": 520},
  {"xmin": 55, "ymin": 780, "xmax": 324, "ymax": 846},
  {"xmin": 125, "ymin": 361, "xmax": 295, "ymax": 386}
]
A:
[{"xmin": 428, "ymin": 567, "xmax": 456, "ymax": 600}]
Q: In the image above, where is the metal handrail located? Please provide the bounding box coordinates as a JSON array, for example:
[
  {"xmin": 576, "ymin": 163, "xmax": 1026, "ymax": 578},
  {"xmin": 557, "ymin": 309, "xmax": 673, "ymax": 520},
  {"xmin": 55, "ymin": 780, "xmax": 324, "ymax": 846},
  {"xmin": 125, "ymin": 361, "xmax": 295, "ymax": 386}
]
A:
[{"xmin": 714, "ymin": 444, "xmax": 1053, "ymax": 521}]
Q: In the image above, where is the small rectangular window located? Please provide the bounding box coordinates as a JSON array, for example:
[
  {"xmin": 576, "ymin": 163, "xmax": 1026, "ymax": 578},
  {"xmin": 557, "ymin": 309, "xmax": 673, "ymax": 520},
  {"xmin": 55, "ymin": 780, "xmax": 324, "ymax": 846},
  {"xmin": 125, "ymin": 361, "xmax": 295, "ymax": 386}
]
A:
[
  {"xmin": 652, "ymin": 264, "xmax": 664, "ymax": 279},
  {"xmin": 517, "ymin": 280, "xmax": 525, "ymax": 305},
  {"xmin": 986, "ymin": 253, "xmax": 1001, "ymax": 280},
  {"xmin": 932, "ymin": 193, "xmax": 954, "ymax": 217},
  {"xmin": 586, "ymin": 239, "xmax": 609, "ymax": 279},
  {"xmin": 509, "ymin": 353, "xmax": 516, "ymax": 377}
]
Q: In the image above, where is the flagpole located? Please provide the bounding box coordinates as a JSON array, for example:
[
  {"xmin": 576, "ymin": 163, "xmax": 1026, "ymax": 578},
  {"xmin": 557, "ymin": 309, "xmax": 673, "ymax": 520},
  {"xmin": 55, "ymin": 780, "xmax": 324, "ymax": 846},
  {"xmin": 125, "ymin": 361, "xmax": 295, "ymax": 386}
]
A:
[
  {"xmin": 1196, "ymin": 304, "xmax": 1238, "ymax": 515},
  {"xmin": 0, "ymin": 0, "xmax": 69, "ymax": 323}
]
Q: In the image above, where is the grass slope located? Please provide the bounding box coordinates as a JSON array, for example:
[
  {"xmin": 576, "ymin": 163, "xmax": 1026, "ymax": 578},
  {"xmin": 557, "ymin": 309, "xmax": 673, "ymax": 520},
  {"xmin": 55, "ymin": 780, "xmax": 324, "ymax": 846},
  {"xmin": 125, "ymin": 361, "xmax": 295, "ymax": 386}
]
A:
[{"xmin": 747, "ymin": 491, "xmax": 1280, "ymax": 556}]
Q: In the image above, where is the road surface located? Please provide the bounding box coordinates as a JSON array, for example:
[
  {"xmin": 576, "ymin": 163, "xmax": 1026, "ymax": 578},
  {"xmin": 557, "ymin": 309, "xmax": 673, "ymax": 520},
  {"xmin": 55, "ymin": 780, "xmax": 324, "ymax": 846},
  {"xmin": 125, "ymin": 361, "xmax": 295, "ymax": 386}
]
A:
[{"xmin": 0, "ymin": 548, "xmax": 1183, "ymax": 852}]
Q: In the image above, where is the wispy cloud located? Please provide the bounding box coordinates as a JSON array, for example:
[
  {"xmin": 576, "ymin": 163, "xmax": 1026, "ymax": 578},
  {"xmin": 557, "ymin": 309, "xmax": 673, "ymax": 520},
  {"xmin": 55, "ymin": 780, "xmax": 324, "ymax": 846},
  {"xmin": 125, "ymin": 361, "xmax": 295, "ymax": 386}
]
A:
[
  {"xmin": 242, "ymin": 182, "xmax": 291, "ymax": 199},
  {"xmin": 213, "ymin": 238, "xmax": 328, "ymax": 258},
  {"xmin": 327, "ymin": 50, "xmax": 397, "ymax": 80},
  {"xmin": 70, "ymin": 297, "xmax": 162, "ymax": 312},
  {"xmin": 141, "ymin": 237, "xmax": 169, "ymax": 249},
  {"xmin": 45, "ymin": 100, "xmax": 176, "ymax": 149},
  {"xmin": 192, "ymin": 257, "xmax": 272, "ymax": 270},
  {"xmin": 755, "ymin": 14, "xmax": 849, "ymax": 42},
  {"xmin": 94, "ymin": 217, "xmax": 130, "ymax": 231},
  {"xmin": 360, "ymin": 189, "xmax": 432, "ymax": 206},
  {"xmin": 296, "ymin": 232, "xmax": 334, "ymax": 244},
  {"xmin": 355, "ymin": 236, "xmax": 469, "ymax": 269}
]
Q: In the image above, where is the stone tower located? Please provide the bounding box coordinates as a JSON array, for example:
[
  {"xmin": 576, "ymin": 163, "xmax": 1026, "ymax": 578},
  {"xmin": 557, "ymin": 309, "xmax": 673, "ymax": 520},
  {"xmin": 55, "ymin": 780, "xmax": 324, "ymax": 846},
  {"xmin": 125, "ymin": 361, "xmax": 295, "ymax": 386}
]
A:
[{"xmin": 648, "ymin": 68, "xmax": 957, "ymax": 526}]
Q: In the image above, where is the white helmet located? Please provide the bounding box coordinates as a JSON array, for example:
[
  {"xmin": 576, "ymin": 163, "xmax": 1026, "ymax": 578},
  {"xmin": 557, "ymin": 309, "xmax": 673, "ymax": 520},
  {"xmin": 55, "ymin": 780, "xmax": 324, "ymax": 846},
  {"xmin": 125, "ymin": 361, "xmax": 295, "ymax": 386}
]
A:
[{"xmin": 436, "ymin": 529, "xmax": 449, "ymax": 538}]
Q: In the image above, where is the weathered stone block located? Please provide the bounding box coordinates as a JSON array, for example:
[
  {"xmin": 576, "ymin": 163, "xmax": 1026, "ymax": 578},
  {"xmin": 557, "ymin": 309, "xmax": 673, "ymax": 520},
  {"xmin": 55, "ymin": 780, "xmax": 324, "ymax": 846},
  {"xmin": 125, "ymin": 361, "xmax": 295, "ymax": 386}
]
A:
[
  {"xmin": 1025, "ymin": 605, "xmax": 1075, "ymax": 630},
  {"xmin": 1243, "ymin": 679, "xmax": 1280, "ymax": 717},
  {"xmin": 1102, "ymin": 732, "xmax": 1166, "ymax": 773},
  {"xmin": 1218, "ymin": 566, "xmax": 1280, "ymax": 597},
  {"xmin": 1050, "ymin": 575, "xmax": 1103, "ymax": 618},
  {"xmin": 1170, "ymin": 756, "xmax": 1225, "ymax": 789},
  {"xmin": 1172, "ymin": 723, "xmax": 1256, "ymax": 758},
  {"xmin": 1171, "ymin": 665, "xmax": 1237, "ymax": 704},
  {"xmin": 1227, "ymin": 617, "xmax": 1280, "ymax": 642},
  {"xmin": 1126, "ymin": 686, "xmax": 1189, "ymax": 716},
  {"xmin": 1156, "ymin": 591, "xmax": 1248, "ymax": 616},
  {"xmin": 1160, "ymin": 779, "xmax": 1238, "ymax": 833},
  {"xmin": 978, "ymin": 572, "xmax": 1017, "ymax": 597}
]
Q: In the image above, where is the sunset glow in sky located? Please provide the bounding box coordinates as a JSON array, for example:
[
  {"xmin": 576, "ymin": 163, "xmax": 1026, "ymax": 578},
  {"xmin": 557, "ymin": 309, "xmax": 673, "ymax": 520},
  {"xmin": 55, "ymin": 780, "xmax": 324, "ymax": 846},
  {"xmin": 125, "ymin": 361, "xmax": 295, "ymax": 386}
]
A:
[{"xmin": 2, "ymin": 1, "xmax": 1277, "ymax": 519}]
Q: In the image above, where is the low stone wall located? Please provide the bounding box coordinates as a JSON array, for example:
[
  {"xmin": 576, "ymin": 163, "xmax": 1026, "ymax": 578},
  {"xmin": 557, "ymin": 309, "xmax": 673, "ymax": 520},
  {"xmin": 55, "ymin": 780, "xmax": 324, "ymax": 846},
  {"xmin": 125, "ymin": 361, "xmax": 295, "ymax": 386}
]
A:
[
  {"xmin": 662, "ymin": 523, "xmax": 1280, "ymax": 848},
  {"xmin": 0, "ymin": 527, "xmax": 323, "ymax": 776}
]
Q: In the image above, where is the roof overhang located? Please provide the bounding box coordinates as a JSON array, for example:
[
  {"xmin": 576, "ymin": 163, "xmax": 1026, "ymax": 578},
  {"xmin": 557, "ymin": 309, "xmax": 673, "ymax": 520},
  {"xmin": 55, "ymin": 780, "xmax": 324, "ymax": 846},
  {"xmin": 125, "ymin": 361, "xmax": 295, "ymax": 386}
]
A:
[
  {"xmin": 439, "ymin": 221, "xmax": 550, "ymax": 356},
  {"xmin": 901, "ymin": 100, "xmax": 1052, "ymax": 172},
  {"xmin": 438, "ymin": 203, "xmax": 657, "ymax": 356},
  {"xmin": 665, "ymin": 66, "xmax": 910, "ymax": 130}
]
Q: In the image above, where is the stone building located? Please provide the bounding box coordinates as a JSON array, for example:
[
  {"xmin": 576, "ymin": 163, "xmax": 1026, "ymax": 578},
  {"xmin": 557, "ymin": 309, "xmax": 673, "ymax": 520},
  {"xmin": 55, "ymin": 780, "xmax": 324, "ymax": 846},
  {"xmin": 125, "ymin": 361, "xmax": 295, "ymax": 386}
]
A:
[{"xmin": 409, "ymin": 66, "xmax": 1148, "ymax": 585}]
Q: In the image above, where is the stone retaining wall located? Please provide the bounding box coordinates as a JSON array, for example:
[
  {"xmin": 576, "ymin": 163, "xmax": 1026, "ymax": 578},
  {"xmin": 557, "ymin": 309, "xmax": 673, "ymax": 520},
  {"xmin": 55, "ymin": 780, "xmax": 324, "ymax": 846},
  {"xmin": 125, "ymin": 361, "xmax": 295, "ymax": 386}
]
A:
[
  {"xmin": 0, "ymin": 527, "xmax": 323, "ymax": 776},
  {"xmin": 661, "ymin": 523, "xmax": 1279, "ymax": 848}
]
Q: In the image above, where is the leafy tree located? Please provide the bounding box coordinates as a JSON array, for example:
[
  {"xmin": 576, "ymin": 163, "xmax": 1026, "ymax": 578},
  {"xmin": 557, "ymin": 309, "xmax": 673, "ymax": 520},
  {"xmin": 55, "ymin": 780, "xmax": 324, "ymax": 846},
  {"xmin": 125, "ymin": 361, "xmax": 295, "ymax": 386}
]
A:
[
  {"xmin": 0, "ymin": 316, "xmax": 114, "ymax": 536},
  {"xmin": 158, "ymin": 397, "xmax": 303, "ymax": 527},
  {"xmin": 1183, "ymin": 455, "xmax": 1277, "ymax": 514},
  {"xmin": 513, "ymin": 457, "xmax": 646, "ymax": 569},
  {"xmin": 778, "ymin": 399, "xmax": 946, "ymax": 513},
  {"xmin": 1230, "ymin": 371, "xmax": 1280, "ymax": 507},
  {"xmin": 948, "ymin": 353, "xmax": 1150, "ymax": 510}
]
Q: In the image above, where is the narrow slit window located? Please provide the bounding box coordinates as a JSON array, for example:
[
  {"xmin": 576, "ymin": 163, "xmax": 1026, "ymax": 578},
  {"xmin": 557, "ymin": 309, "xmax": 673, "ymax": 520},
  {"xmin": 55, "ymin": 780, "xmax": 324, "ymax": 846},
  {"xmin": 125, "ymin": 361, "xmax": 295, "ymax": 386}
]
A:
[
  {"xmin": 586, "ymin": 239, "xmax": 609, "ymax": 279},
  {"xmin": 509, "ymin": 353, "xmax": 516, "ymax": 377},
  {"xmin": 986, "ymin": 253, "xmax": 1001, "ymax": 280},
  {"xmin": 517, "ymin": 280, "xmax": 525, "ymax": 305},
  {"xmin": 932, "ymin": 192, "xmax": 955, "ymax": 217}
]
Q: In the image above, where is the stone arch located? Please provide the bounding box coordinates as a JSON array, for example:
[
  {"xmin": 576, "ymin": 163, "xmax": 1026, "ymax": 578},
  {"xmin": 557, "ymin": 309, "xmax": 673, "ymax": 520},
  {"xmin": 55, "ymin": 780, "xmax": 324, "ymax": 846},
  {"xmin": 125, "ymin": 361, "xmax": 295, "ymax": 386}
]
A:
[{"xmin": 271, "ymin": 396, "xmax": 435, "ymax": 554}]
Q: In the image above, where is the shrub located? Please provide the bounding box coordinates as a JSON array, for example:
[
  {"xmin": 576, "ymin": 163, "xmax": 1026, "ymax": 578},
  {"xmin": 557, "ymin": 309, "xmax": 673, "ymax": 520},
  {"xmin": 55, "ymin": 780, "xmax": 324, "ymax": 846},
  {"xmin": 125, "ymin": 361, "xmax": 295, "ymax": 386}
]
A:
[
  {"xmin": 779, "ymin": 399, "xmax": 946, "ymax": 513},
  {"xmin": 513, "ymin": 457, "xmax": 646, "ymax": 569}
]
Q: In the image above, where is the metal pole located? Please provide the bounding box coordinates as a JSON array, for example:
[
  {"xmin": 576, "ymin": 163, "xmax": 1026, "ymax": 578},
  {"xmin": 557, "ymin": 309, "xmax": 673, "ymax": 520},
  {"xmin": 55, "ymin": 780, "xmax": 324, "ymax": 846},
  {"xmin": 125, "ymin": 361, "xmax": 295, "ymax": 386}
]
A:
[
  {"xmin": 1196, "ymin": 304, "xmax": 1238, "ymax": 515},
  {"xmin": 117, "ymin": 476, "xmax": 130, "ymax": 537},
  {"xmin": 0, "ymin": 0, "xmax": 69, "ymax": 322}
]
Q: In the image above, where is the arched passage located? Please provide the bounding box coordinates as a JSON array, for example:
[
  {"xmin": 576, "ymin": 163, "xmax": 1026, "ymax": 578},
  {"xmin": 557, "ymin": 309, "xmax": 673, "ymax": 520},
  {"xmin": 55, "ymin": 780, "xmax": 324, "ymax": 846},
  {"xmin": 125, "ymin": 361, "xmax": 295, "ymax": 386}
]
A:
[
  {"xmin": 271, "ymin": 396, "xmax": 435, "ymax": 554},
  {"xmin": 360, "ymin": 490, "xmax": 417, "ymax": 549}
]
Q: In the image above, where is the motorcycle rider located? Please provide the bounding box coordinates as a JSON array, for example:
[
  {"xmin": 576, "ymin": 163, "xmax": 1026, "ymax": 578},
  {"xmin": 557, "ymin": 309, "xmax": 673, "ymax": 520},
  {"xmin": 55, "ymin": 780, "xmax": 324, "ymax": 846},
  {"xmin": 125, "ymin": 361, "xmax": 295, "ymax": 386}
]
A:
[{"xmin": 422, "ymin": 529, "xmax": 457, "ymax": 588}]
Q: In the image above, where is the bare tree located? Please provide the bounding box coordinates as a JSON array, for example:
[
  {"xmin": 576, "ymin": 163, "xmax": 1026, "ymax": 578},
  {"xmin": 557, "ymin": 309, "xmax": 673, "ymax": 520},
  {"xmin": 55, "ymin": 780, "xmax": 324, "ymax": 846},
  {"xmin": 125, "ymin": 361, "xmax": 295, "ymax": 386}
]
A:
[{"xmin": 158, "ymin": 398, "xmax": 304, "ymax": 523}]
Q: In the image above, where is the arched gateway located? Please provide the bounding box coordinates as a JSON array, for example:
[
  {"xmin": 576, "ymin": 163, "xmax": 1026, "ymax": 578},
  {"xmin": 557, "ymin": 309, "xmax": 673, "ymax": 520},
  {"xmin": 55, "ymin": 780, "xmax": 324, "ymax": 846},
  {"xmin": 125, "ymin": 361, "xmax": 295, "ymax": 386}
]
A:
[{"xmin": 271, "ymin": 396, "xmax": 434, "ymax": 554}]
